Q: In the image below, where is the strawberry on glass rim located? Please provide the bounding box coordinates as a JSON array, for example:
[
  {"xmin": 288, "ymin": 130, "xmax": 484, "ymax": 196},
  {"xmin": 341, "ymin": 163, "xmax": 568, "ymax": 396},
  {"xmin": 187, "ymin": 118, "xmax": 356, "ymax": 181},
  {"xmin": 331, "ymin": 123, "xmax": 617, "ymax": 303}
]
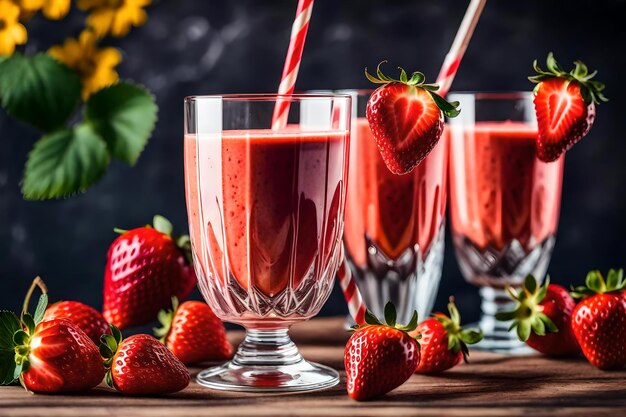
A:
[
  {"xmin": 365, "ymin": 61, "xmax": 460, "ymax": 175},
  {"xmin": 529, "ymin": 52, "xmax": 608, "ymax": 162},
  {"xmin": 0, "ymin": 277, "xmax": 105, "ymax": 393}
]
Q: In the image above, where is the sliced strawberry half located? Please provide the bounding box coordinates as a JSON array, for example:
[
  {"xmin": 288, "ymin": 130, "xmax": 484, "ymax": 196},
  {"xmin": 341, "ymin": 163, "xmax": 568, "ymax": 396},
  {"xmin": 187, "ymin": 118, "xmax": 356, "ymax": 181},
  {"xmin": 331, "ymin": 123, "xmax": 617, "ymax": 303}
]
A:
[
  {"xmin": 365, "ymin": 62, "xmax": 460, "ymax": 174},
  {"xmin": 529, "ymin": 52, "xmax": 607, "ymax": 162}
]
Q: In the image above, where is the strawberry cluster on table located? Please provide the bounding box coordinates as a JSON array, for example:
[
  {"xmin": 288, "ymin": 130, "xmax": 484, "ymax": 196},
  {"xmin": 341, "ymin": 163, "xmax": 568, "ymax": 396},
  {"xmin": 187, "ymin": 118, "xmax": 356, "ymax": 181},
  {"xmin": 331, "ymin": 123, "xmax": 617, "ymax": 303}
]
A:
[{"xmin": 0, "ymin": 215, "xmax": 232, "ymax": 395}]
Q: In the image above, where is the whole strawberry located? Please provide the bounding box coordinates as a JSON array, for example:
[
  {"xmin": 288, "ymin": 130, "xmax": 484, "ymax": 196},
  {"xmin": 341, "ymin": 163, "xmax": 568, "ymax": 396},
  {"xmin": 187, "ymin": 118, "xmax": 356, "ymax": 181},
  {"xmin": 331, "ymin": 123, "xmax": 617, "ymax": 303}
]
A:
[
  {"xmin": 529, "ymin": 52, "xmax": 607, "ymax": 162},
  {"xmin": 154, "ymin": 297, "xmax": 232, "ymax": 364},
  {"xmin": 344, "ymin": 302, "xmax": 420, "ymax": 401},
  {"xmin": 412, "ymin": 298, "xmax": 482, "ymax": 374},
  {"xmin": 365, "ymin": 61, "xmax": 460, "ymax": 174},
  {"xmin": 570, "ymin": 269, "xmax": 626, "ymax": 370},
  {"xmin": 103, "ymin": 215, "xmax": 197, "ymax": 329},
  {"xmin": 101, "ymin": 325, "xmax": 190, "ymax": 395},
  {"xmin": 44, "ymin": 300, "xmax": 111, "ymax": 345},
  {"xmin": 1, "ymin": 277, "xmax": 105, "ymax": 392},
  {"xmin": 496, "ymin": 275, "xmax": 579, "ymax": 356}
]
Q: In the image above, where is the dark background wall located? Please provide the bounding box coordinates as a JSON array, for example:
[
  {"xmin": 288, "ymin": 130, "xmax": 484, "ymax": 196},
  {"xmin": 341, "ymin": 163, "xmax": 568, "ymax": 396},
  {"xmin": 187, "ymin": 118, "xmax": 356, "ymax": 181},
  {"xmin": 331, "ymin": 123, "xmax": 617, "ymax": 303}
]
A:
[{"xmin": 1, "ymin": 0, "xmax": 625, "ymax": 326}]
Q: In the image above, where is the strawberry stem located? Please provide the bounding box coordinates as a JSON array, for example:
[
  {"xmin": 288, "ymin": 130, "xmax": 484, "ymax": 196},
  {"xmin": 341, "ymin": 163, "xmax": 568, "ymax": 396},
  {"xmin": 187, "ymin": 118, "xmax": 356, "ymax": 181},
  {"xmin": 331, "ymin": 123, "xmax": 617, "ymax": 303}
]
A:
[{"xmin": 21, "ymin": 276, "xmax": 47, "ymax": 318}]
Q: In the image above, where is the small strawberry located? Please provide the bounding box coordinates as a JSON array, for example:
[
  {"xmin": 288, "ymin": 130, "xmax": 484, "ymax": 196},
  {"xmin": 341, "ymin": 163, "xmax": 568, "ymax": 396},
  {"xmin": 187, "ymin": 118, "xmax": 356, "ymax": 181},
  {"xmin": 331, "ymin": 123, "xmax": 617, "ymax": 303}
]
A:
[
  {"xmin": 570, "ymin": 269, "xmax": 626, "ymax": 370},
  {"xmin": 344, "ymin": 302, "xmax": 420, "ymax": 401},
  {"xmin": 1, "ymin": 277, "xmax": 105, "ymax": 392},
  {"xmin": 103, "ymin": 215, "xmax": 197, "ymax": 329},
  {"xmin": 365, "ymin": 61, "xmax": 460, "ymax": 174},
  {"xmin": 412, "ymin": 298, "xmax": 482, "ymax": 374},
  {"xmin": 154, "ymin": 297, "xmax": 232, "ymax": 364},
  {"xmin": 496, "ymin": 275, "xmax": 580, "ymax": 356},
  {"xmin": 100, "ymin": 325, "xmax": 190, "ymax": 395},
  {"xmin": 44, "ymin": 301, "xmax": 111, "ymax": 345},
  {"xmin": 529, "ymin": 52, "xmax": 608, "ymax": 162}
]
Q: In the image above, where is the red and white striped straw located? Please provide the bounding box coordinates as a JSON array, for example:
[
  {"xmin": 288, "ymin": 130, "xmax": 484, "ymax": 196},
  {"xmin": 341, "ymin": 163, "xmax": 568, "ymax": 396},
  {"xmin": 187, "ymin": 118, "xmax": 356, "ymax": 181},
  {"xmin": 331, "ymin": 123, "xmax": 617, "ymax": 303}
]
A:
[
  {"xmin": 435, "ymin": 0, "xmax": 487, "ymax": 96},
  {"xmin": 271, "ymin": 0, "xmax": 314, "ymax": 130},
  {"xmin": 338, "ymin": 247, "xmax": 366, "ymax": 326}
]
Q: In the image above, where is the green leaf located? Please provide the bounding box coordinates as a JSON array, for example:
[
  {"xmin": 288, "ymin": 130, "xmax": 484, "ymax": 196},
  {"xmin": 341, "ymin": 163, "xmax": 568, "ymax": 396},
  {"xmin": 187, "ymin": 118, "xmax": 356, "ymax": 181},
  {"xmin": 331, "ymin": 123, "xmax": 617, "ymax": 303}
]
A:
[
  {"xmin": 33, "ymin": 294, "xmax": 48, "ymax": 325},
  {"xmin": 524, "ymin": 274, "xmax": 537, "ymax": 294},
  {"xmin": 585, "ymin": 270, "xmax": 605, "ymax": 293},
  {"xmin": 85, "ymin": 82, "xmax": 157, "ymax": 165},
  {"xmin": 606, "ymin": 269, "xmax": 622, "ymax": 291},
  {"xmin": 384, "ymin": 302, "xmax": 396, "ymax": 327},
  {"xmin": 495, "ymin": 310, "xmax": 517, "ymax": 321},
  {"xmin": 531, "ymin": 317, "xmax": 546, "ymax": 336},
  {"xmin": 460, "ymin": 329, "xmax": 483, "ymax": 345},
  {"xmin": 0, "ymin": 311, "xmax": 21, "ymax": 351},
  {"xmin": 12, "ymin": 330, "xmax": 29, "ymax": 346},
  {"xmin": 22, "ymin": 124, "xmax": 110, "ymax": 200},
  {"xmin": 110, "ymin": 324, "xmax": 123, "ymax": 344},
  {"xmin": 429, "ymin": 92, "xmax": 461, "ymax": 118},
  {"xmin": 0, "ymin": 53, "xmax": 81, "ymax": 132},
  {"xmin": 0, "ymin": 350, "xmax": 18, "ymax": 385},
  {"xmin": 537, "ymin": 313, "xmax": 558, "ymax": 333},
  {"xmin": 397, "ymin": 311, "xmax": 418, "ymax": 332},
  {"xmin": 153, "ymin": 215, "xmax": 173, "ymax": 236},
  {"xmin": 364, "ymin": 309, "xmax": 381, "ymax": 326},
  {"xmin": 22, "ymin": 314, "xmax": 35, "ymax": 335},
  {"xmin": 517, "ymin": 320, "xmax": 531, "ymax": 342}
]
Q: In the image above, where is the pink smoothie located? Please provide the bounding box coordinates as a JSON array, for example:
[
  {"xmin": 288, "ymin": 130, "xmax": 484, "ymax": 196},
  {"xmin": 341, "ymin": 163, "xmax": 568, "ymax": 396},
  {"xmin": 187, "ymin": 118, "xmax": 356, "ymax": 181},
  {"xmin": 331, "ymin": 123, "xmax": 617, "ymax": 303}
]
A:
[
  {"xmin": 344, "ymin": 118, "xmax": 448, "ymax": 267},
  {"xmin": 184, "ymin": 129, "xmax": 348, "ymax": 299},
  {"xmin": 449, "ymin": 121, "xmax": 563, "ymax": 251}
]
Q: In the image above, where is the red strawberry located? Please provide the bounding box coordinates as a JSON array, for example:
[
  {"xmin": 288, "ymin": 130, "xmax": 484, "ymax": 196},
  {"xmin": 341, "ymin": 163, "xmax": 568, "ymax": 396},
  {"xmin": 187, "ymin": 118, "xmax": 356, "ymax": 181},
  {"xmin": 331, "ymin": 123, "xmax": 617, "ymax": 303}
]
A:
[
  {"xmin": 103, "ymin": 215, "xmax": 197, "ymax": 329},
  {"xmin": 412, "ymin": 298, "xmax": 482, "ymax": 374},
  {"xmin": 101, "ymin": 326, "xmax": 190, "ymax": 395},
  {"xmin": 496, "ymin": 275, "xmax": 580, "ymax": 356},
  {"xmin": 1, "ymin": 277, "xmax": 105, "ymax": 392},
  {"xmin": 570, "ymin": 269, "xmax": 626, "ymax": 370},
  {"xmin": 365, "ymin": 61, "xmax": 460, "ymax": 174},
  {"xmin": 344, "ymin": 302, "xmax": 420, "ymax": 401},
  {"xmin": 44, "ymin": 301, "xmax": 111, "ymax": 345},
  {"xmin": 154, "ymin": 297, "xmax": 232, "ymax": 364},
  {"xmin": 529, "ymin": 52, "xmax": 607, "ymax": 162}
]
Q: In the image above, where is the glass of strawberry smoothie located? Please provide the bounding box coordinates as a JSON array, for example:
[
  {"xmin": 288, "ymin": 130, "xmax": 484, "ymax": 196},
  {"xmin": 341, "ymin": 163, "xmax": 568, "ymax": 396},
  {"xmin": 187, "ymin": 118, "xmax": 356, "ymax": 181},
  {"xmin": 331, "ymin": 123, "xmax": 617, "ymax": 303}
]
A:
[
  {"xmin": 184, "ymin": 94, "xmax": 351, "ymax": 392},
  {"xmin": 339, "ymin": 90, "xmax": 447, "ymax": 325},
  {"xmin": 448, "ymin": 92, "xmax": 564, "ymax": 353}
]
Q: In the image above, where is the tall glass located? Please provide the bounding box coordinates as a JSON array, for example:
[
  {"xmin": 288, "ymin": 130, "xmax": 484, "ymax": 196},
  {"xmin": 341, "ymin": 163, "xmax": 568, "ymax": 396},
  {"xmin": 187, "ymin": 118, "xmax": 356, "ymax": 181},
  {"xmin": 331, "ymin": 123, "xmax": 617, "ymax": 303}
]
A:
[
  {"xmin": 448, "ymin": 92, "xmax": 564, "ymax": 353},
  {"xmin": 184, "ymin": 94, "xmax": 351, "ymax": 391},
  {"xmin": 341, "ymin": 90, "xmax": 447, "ymax": 325}
]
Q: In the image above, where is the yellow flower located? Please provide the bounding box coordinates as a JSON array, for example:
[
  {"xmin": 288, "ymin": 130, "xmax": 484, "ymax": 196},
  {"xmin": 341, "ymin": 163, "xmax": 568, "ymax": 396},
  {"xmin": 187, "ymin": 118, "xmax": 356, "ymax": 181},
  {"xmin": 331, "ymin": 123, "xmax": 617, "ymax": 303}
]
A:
[
  {"xmin": 15, "ymin": 0, "xmax": 71, "ymax": 20},
  {"xmin": 77, "ymin": 0, "xmax": 151, "ymax": 38},
  {"xmin": 0, "ymin": 0, "xmax": 27, "ymax": 55},
  {"xmin": 49, "ymin": 31, "xmax": 122, "ymax": 99}
]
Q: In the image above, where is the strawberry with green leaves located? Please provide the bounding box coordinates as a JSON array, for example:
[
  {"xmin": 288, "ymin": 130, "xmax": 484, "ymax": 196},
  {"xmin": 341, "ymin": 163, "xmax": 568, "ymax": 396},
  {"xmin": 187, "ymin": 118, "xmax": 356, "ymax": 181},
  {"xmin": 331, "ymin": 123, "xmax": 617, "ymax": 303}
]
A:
[
  {"xmin": 344, "ymin": 302, "xmax": 420, "ymax": 401},
  {"xmin": 570, "ymin": 269, "xmax": 626, "ymax": 370},
  {"xmin": 496, "ymin": 275, "xmax": 579, "ymax": 356},
  {"xmin": 100, "ymin": 325, "xmax": 190, "ymax": 395},
  {"xmin": 365, "ymin": 62, "xmax": 460, "ymax": 175},
  {"xmin": 154, "ymin": 297, "xmax": 232, "ymax": 365},
  {"xmin": 529, "ymin": 52, "xmax": 607, "ymax": 162},
  {"xmin": 412, "ymin": 298, "xmax": 482, "ymax": 373},
  {"xmin": 0, "ymin": 277, "xmax": 105, "ymax": 393},
  {"xmin": 103, "ymin": 215, "xmax": 197, "ymax": 329}
]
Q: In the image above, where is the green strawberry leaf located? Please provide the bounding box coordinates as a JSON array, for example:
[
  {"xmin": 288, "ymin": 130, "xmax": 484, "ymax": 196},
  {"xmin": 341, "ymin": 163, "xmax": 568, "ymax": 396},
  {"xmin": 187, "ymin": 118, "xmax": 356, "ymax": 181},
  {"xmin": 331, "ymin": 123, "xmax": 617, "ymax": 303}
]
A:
[
  {"xmin": 429, "ymin": 92, "xmax": 461, "ymax": 118},
  {"xmin": 22, "ymin": 314, "xmax": 35, "ymax": 335},
  {"xmin": 0, "ymin": 311, "xmax": 21, "ymax": 351},
  {"xmin": 33, "ymin": 294, "xmax": 48, "ymax": 325},
  {"xmin": 153, "ymin": 215, "xmax": 173, "ymax": 236},
  {"xmin": 22, "ymin": 123, "xmax": 110, "ymax": 200},
  {"xmin": 0, "ymin": 350, "xmax": 18, "ymax": 385},
  {"xmin": 0, "ymin": 53, "xmax": 81, "ymax": 132},
  {"xmin": 384, "ymin": 301, "xmax": 397, "ymax": 327},
  {"xmin": 85, "ymin": 82, "xmax": 157, "ymax": 166}
]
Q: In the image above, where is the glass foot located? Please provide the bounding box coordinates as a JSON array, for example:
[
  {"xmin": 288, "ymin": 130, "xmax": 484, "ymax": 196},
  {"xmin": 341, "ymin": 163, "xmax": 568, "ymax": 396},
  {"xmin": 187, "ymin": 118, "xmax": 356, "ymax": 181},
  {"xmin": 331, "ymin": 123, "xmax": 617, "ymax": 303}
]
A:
[
  {"xmin": 196, "ymin": 329, "xmax": 339, "ymax": 392},
  {"xmin": 471, "ymin": 287, "xmax": 535, "ymax": 355}
]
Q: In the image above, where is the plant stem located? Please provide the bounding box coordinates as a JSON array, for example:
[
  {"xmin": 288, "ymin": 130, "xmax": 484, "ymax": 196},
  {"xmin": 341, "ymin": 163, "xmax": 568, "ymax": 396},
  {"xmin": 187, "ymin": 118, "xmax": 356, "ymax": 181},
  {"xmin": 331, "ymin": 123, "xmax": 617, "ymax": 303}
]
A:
[{"xmin": 22, "ymin": 276, "xmax": 48, "ymax": 317}]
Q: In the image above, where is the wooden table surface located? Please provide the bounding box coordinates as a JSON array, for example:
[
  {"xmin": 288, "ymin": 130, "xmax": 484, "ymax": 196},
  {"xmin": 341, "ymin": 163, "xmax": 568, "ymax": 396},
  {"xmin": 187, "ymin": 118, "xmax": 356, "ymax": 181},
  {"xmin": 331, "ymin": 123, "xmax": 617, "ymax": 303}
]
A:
[{"xmin": 0, "ymin": 317, "xmax": 624, "ymax": 417}]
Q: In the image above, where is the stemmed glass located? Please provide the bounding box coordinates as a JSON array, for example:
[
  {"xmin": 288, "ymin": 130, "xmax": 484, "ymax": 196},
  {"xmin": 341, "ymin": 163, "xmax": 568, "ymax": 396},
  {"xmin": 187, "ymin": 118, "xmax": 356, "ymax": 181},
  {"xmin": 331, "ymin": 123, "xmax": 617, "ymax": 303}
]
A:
[
  {"xmin": 184, "ymin": 94, "xmax": 351, "ymax": 391},
  {"xmin": 341, "ymin": 90, "xmax": 448, "ymax": 325},
  {"xmin": 447, "ymin": 92, "xmax": 564, "ymax": 353}
]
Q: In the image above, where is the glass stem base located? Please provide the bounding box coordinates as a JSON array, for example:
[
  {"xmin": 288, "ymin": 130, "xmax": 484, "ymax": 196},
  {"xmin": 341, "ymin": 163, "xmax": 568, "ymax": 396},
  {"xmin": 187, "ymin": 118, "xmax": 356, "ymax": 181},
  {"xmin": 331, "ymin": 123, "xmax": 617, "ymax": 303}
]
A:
[
  {"xmin": 196, "ymin": 329, "xmax": 339, "ymax": 392},
  {"xmin": 471, "ymin": 287, "xmax": 534, "ymax": 355}
]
